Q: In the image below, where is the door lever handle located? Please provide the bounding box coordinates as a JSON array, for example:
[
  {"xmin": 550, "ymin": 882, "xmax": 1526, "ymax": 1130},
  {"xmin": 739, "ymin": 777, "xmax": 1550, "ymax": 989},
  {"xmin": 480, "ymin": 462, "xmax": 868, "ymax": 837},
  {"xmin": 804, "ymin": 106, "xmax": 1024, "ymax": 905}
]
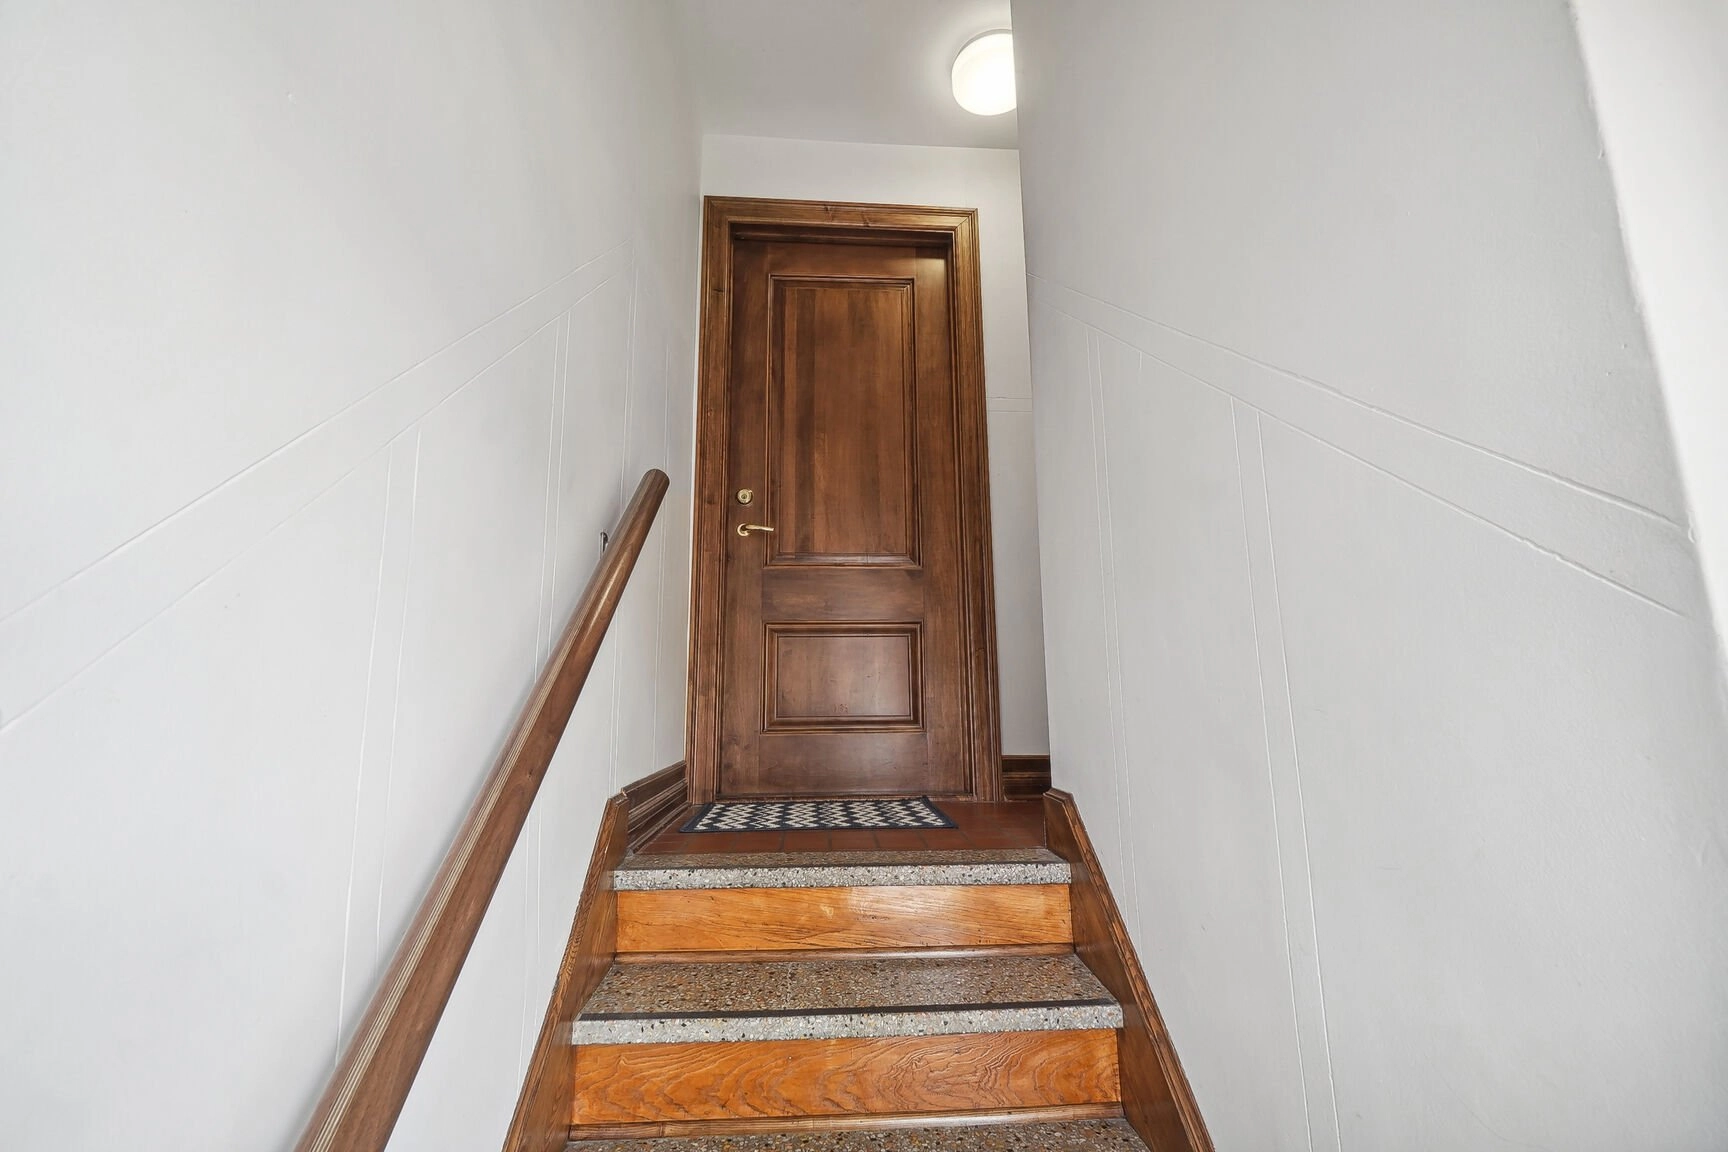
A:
[{"xmin": 736, "ymin": 522, "xmax": 776, "ymax": 537}]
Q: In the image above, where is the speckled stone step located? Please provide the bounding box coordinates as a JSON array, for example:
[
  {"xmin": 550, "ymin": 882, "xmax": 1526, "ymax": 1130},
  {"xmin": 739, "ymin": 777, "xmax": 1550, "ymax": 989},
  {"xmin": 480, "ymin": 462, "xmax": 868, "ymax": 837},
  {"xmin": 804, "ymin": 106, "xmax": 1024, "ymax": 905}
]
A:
[
  {"xmin": 613, "ymin": 849, "xmax": 1070, "ymax": 891},
  {"xmin": 572, "ymin": 952, "xmax": 1120, "ymax": 1044},
  {"xmin": 567, "ymin": 1118, "xmax": 1150, "ymax": 1151}
]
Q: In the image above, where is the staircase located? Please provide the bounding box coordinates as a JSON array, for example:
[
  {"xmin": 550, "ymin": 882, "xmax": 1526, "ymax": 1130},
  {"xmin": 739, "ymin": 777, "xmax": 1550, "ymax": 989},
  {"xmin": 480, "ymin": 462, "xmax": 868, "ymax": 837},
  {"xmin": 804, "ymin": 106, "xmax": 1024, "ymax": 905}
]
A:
[
  {"xmin": 566, "ymin": 845, "xmax": 1152, "ymax": 1149},
  {"xmin": 286, "ymin": 475, "xmax": 1204, "ymax": 1152}
]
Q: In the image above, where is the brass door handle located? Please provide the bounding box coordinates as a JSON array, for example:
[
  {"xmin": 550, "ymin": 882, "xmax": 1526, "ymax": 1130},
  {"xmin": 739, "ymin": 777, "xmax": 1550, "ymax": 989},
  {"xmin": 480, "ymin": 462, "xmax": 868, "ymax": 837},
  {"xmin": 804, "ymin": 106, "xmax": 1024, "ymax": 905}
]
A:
[{"xmin": 736, "ymin": 523, "xmax": 776, "ymax": 537}]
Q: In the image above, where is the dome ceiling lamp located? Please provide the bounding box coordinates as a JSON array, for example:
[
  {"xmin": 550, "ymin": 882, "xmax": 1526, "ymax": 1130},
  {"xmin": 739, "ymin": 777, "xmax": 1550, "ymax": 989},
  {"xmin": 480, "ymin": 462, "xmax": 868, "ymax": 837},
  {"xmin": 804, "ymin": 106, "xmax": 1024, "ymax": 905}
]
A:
[{"xmin": 951, "ymin": 30, "xmax": 1016, "ymax": 116}]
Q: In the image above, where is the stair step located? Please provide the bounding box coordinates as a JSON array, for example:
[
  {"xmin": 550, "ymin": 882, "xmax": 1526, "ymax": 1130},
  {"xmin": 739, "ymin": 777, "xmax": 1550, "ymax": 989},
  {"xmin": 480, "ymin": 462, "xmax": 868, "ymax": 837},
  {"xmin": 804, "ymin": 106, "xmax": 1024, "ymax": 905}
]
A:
[
  {"xmin": 614, "ymin": 848, "xmax": 1069, "ymax": 891},
  {"xmin": 568, "ymin": 1117, "xmax": 1151, "ymax": 1149},
  {"xmin": 573, "ymin": 953, "xmax": 1120, "ymax": 1044}
]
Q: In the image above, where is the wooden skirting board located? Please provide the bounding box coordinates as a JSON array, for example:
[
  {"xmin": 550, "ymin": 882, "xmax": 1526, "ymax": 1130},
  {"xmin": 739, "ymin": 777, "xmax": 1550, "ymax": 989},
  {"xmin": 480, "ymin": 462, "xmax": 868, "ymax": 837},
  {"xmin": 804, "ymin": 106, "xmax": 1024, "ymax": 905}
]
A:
[
  {"xmin": 622, "ymin": 761, "xmax": 687, "ymax": 852},
  {"xmin": 1001, "ymin": 754, "xmax": 1052, "ymax": 800},
  {"xmin": 1044, "ymin": 789, "xmax": 1215, "ymax": 1152},
  {"xmin": 614, "ymin": 884, "xmax": 1072, "ymax": 953},
  {"xmin": 503, "ymin": 763, "xmax": 684, "ymax": 1152},
  {"xmin": 570, "ymin": 1030, "xmax": 1120, "ymax": 1126}
]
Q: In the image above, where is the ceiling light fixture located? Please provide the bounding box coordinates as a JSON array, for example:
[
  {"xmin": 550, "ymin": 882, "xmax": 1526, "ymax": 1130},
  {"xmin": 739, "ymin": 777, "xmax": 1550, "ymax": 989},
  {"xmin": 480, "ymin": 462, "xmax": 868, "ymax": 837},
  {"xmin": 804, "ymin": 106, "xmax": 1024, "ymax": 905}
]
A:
[{"xmin": 951, "ymin": 30, "xmax": 1016, "ymax": 116}]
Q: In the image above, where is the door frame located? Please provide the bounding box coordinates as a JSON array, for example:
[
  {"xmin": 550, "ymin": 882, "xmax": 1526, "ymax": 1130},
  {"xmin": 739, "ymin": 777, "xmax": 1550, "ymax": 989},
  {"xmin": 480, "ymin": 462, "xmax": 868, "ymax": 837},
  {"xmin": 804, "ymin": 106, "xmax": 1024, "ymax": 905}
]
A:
[{"xmin": 686, "ymin": 196, "xmax": 1002, "ymax": 804}]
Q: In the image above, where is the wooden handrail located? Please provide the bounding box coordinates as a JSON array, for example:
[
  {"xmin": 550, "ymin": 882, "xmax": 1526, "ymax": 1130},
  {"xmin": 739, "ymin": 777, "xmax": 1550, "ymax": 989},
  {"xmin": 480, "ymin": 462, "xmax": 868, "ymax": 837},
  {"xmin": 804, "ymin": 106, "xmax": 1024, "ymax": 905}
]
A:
[{"xmin": 293, "ymin": 469, "xmax": 671, "ymax": 1152}]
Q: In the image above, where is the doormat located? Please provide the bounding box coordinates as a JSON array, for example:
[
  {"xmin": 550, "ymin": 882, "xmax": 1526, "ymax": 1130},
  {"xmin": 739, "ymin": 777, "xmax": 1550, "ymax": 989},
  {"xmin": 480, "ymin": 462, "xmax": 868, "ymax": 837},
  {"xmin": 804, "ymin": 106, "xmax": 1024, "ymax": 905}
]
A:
[{"xmin": 679, "ymin": 797, "xmax": 958, "ymax": 834}]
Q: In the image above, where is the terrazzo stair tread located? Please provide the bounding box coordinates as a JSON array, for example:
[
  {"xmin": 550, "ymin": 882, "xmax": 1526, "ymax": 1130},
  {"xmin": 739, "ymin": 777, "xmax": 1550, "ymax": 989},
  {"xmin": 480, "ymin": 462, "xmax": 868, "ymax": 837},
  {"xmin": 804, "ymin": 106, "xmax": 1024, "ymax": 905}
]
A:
[
  {"xmin": 613, "ymin": 849, "xmax": 1069, "ymax": 891},
  {"xmin": 566, "ymin": 1117, "xmax": 1152, "ymax": 1150},
  {"xmin": 572, "ymin": 953, "xmax": 1121, "ymax": 1044}
]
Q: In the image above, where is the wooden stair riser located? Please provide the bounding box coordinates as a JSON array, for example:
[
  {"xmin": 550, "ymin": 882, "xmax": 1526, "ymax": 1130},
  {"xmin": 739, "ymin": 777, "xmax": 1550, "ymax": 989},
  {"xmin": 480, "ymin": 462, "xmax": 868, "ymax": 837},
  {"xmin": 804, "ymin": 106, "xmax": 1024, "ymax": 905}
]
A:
[
  {"xmin": 570, "ymin": 1029, "xmax": 1120, "ymax": 1126},
  {"xmin": 614, "ymin": 884, "xmax": 1072, "ymax": 953}
]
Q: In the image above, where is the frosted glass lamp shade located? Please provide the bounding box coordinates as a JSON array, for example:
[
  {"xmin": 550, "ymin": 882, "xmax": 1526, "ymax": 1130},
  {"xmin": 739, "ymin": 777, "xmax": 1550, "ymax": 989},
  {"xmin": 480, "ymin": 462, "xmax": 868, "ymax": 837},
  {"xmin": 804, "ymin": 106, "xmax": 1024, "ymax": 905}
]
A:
[{"xmin": 951, "ymin": 31, "xmax": 1016, "ymax": 116}]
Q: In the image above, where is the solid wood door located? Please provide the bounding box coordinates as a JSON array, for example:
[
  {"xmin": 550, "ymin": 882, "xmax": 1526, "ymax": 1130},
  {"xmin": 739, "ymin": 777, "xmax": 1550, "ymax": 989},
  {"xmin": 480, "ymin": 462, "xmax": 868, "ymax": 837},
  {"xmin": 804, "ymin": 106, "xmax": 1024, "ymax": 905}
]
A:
[{"xmin": 718, "ymin": 238, "xmax": 970, "ymax": 797}]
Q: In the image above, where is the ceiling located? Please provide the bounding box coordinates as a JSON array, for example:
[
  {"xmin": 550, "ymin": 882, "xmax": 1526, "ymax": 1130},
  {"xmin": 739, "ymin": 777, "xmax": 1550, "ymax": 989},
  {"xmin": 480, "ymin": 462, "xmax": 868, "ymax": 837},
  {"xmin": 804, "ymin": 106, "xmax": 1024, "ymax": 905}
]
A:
[{"xmin": 674, "ymin": 0, "xmax": 1017, "ymax": 150}]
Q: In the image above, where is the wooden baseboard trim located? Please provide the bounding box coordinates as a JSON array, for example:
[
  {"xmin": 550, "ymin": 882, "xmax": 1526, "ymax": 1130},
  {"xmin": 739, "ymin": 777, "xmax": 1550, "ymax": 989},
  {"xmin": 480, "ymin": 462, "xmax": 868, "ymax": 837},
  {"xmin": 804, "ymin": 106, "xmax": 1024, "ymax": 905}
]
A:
[
  {"xmin": 623, "ymin": 761, "xmax": 687, "ymax": 852},
  {"xmin": 569, "ymin": 1102, "xmax": 1125, "ymax": 1142},
  {"xmin": 501, "ymin": 793, "xmax": 628, "ymax": 1152},
  {"xmin": 1002, "ymin": 754, "xmax": 1053, "ymax": 800},
  {"xmin": 503, "ymin": 763, "xmax": 689, "ymax": 1152},
  {"xmin": 1043, "ymin": 790, "xmax": 1214, "ymax": 1152}
]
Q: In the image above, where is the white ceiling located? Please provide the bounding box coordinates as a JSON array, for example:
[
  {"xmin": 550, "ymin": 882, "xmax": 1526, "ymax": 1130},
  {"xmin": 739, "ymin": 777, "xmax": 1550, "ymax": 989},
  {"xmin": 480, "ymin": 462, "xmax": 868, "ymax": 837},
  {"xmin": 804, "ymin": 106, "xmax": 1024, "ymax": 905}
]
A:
[{"xmin": 674, "ymin": 0, "xmax": 1018, "ymax": 150}]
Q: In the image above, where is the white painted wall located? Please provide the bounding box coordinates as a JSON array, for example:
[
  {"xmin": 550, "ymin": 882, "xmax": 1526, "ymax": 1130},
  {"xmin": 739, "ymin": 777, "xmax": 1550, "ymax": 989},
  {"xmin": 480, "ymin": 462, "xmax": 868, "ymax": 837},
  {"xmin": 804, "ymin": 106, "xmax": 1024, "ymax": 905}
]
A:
[
  {"xmin": 0, "ymin": 3, "xmax": 698, "ymax": 1151},
  {"xmin": 1571, "ymin": 0, "xmax": 1728, "ymax": 687},
  {"xmin": 1013, "ymin": 1, "xmax": 1728, "ymax": 1149},
  {"xmin": 701, "ymin": 134, "xmax": 1050, "ymax": 754}
]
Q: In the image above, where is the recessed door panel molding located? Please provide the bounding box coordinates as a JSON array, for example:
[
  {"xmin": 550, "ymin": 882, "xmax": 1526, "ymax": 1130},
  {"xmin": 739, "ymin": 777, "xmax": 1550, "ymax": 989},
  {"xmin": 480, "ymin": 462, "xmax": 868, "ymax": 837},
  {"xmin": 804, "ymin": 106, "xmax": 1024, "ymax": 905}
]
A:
[
  {"xmin": 764, "ymin": 623, "xmax": 924, "ymax": 732},
  {"xmin": 689, "ymin": 198, "xmax": 1002, "ymax": 801},
  {"xmin": 768, "ymin": 277, "xmax": 921, "ymax": 568}
]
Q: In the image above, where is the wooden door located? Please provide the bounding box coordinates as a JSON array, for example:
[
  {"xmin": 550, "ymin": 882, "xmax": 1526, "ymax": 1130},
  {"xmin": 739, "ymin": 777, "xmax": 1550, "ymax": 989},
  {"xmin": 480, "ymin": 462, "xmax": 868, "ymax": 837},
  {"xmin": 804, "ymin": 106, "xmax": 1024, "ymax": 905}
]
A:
[{"xmin": 690, "ymin": 199, "xmax": 999, "ymax": 801}]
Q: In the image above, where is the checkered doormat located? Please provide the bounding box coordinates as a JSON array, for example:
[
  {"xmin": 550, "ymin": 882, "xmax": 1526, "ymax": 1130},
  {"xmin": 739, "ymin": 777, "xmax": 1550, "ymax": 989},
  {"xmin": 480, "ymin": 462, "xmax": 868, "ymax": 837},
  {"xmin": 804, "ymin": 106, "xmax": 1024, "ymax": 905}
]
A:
[{"xmin": 679, "ymin": 797, "xmax": 957, "ymax": 833}]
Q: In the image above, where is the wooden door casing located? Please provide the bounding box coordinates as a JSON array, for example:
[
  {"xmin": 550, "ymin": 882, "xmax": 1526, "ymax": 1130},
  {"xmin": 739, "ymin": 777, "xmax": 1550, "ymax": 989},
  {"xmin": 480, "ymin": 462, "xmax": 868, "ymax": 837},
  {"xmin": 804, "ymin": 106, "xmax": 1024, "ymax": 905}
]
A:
[{"xmin": 689, "ymin": 198, "xmax": 1001, "ymax": 803}]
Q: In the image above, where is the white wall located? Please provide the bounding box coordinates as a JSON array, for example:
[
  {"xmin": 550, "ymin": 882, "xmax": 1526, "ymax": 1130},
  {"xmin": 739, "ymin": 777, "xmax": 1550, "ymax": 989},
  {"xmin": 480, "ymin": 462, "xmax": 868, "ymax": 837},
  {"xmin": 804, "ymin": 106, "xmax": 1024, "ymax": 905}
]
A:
[
  {"xmin": 701, "ymin": 134, "xmax": 1050, "ymax": 754},
  {"xmin": 1013, "ymin": 2, "xmax": 1728, "ymax": 1149},
  {"xmin": 1571, "ymin": 0, "xmax": 1728, "ymax": 686},
  {"xmin": 0, "ymin": 3, "xmax": 698, "ymax": 1151}
]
